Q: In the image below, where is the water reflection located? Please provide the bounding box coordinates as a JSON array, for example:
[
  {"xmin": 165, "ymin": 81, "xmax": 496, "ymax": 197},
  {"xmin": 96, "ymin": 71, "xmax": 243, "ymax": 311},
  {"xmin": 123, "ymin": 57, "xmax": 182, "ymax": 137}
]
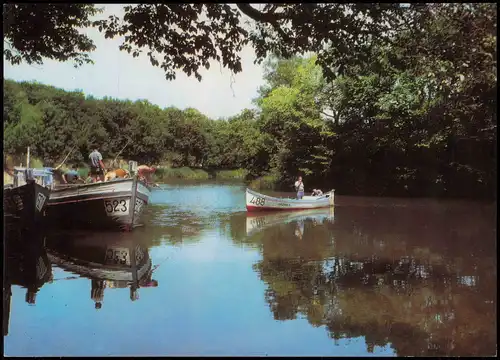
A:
[
  {"xmin": 3, "ymin": 183, "xmax": 496, "ymax": 356},
  {"xmin": 45, "ymin": 231, "xmax": 158, "ymax": 308},
  {"xmin": 143, "ymin": 205, "xmax": 212, "ymax": 245},
  {"xmin": 245, "ymin": 208, "xmax": 335, "ymax": 237},
  {"xmin": 4, "ymin": 229, "xmax": 52, "ymax": 336},
  {"xmin": 236, "ymin": 203, "xmax": 496, "ymax": 356}
]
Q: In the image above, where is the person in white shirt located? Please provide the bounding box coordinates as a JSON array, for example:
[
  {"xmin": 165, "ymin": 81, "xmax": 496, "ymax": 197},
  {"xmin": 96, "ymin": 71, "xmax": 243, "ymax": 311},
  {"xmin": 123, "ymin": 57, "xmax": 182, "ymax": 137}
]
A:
[{"xmin": 294, "ymin": 176, "xmax": 305, "ymax": 199}]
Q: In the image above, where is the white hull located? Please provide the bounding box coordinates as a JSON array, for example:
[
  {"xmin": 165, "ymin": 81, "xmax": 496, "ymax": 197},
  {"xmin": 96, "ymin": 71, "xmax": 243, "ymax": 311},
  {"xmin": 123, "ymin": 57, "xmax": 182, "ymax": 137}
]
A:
[
  {"xmin": 49, "ymin": 178, "xmax": 150, "ymax": 202},
  {"xmin": 246, "ymin": 188, "xmax": 334, "ymax": 211}
]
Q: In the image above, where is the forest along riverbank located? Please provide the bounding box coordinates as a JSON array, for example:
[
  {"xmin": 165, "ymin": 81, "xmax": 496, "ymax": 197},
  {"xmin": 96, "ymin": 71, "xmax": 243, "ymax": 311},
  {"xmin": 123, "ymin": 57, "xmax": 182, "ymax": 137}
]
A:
[
  {"xmin": 4, "ymin": 183, "xmax": 496, "ymax": 357},
  {"xmin": 5, "ymin": 38, "xmax": 496, "ymax": 200}
]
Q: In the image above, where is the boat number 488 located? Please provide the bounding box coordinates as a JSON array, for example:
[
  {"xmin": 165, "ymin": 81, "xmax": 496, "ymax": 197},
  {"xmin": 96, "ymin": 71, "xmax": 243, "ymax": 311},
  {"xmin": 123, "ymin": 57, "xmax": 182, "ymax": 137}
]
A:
[{"xmin": 250, "ymin": 196, "xmax": 266, "ymax": 206}]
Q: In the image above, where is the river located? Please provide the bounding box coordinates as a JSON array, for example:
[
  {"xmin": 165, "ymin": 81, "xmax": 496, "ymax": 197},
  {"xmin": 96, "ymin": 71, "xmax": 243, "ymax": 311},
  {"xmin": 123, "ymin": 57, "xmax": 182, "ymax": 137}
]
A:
[{"xmin": 3, "ymin": 182, "xmax": 497, "ymax": 356}]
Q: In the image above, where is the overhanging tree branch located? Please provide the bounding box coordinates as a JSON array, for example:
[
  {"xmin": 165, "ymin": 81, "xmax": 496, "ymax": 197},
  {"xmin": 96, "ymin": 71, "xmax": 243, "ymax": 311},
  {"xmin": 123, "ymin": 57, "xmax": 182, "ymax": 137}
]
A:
[
  {"xmin": 236, "ymin": 4, "xmax": 292, "ymax": 44},
  {"xmin": 236, "ymin": 4, "xmax": 287, "ymax": 23}
]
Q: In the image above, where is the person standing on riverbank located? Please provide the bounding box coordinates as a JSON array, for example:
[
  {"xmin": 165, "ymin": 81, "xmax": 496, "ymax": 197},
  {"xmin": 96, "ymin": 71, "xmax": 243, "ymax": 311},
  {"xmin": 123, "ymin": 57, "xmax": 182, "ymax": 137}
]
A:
[
  {"xmin": 89, "ymin": 148, "xmax": 105, "ymax": 183},
  {"xmin": 295, "ymin": 176, "xmax": 305, "ymax": 199}
]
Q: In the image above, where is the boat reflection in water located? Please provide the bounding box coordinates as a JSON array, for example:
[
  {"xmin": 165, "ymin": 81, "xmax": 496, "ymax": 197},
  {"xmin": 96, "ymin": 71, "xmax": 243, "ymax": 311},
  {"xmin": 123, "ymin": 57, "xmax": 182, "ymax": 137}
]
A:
[
  {"xmin": 245, "ymin": 207, "xmax": 335, "ymax": 238},
  {"xmin": 4, "ymin": 228, "xmax": 52, "ymax": 336},
  {"xmin": 44, "ymin": 231, "xmax": 158, "ymax": 309}
]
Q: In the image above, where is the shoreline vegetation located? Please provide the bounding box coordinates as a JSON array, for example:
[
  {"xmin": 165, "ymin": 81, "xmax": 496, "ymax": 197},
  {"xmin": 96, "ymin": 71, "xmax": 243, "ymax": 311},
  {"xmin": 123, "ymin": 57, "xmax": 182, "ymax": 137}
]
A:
[
  {"xmin": 2, "ymin": 4, "xmax": 496, "ymax": 201},
  {"xmin": 4, "ymin": 151, "xmax": 279, "ymax": 190},
  {"xmin": 4, "ymin": 17, "xmax": 496, "ymax": 200},
  {"xmin": 3, "ymin": 155, "xmax": 252, "ymax": 183}
]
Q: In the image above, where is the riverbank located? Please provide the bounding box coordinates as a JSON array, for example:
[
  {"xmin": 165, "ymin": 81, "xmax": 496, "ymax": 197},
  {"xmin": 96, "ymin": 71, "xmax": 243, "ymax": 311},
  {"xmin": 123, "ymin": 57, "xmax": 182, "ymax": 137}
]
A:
[
  {"xmin": 3, "ymin": 154, "xmax": 250, "ymax": 183},
  {"xmin": 154, "ymin": 167, "xmax": 278, "ymax": 187},
  {"xmin": 248, "ymin": 173, "xmax": 279, "ymax": 190}
]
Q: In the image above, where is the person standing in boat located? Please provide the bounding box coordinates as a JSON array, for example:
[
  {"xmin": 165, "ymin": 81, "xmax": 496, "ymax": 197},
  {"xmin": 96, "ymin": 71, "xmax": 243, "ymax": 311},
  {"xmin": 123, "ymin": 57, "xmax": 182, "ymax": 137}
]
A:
[
  {"xmin": 89, "ymin": 148, "xmax": 105, "ymax": 183},
  {"xmin": 137, "ymin": 164, "xmax": 157, "ymax": 186},
  {"xmin": 295, "ymin": 176, "xmax": 305, "ymax": 199}
]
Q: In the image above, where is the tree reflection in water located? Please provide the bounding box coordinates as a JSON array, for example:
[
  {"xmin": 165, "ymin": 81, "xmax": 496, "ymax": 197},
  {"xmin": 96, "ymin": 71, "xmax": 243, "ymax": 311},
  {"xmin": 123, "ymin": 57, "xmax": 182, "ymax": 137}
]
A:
[
  {"xmin": 236, "ymin": 203, "xmax": 496, "ymax": 356},
  {"xmin": 143, "ymin": 205, "xmax": 212, "ymax": 246}
]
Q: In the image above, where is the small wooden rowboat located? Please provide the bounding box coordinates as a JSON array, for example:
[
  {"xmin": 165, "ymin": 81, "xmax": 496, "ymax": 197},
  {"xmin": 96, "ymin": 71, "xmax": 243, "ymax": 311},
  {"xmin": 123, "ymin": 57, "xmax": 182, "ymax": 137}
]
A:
[{"xmin": 246, "ymin": 188, "xmax": 335, "ymax": 212}]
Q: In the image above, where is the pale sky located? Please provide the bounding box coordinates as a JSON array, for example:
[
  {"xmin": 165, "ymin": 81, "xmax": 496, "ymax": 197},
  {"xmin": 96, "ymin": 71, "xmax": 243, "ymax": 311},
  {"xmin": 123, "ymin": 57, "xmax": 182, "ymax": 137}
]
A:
[{"xmin": 3, "ymin": 4, "xmax": 265, "ymax": 119}]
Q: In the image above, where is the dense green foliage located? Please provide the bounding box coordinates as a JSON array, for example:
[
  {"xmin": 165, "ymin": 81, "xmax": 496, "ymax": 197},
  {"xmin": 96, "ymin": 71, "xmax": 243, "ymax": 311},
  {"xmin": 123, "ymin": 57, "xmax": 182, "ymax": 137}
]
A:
[
  {"xmin": 3, "ymin": 4, "xmax": 101, "ymax": 67},
  {"xmin": 250, "ymin": 3, "xmax": 496, "ymax": 198},
  {"xmin": 4, "ymin": 3, "xmax": 496, "ymax": 199},
  {"xmin": 155, "ymin": 167, "xmax": 209, "ymax": 181},
  {"xmin": 3, "ymin": 79, "xmax": 262, "ymax": 173}
]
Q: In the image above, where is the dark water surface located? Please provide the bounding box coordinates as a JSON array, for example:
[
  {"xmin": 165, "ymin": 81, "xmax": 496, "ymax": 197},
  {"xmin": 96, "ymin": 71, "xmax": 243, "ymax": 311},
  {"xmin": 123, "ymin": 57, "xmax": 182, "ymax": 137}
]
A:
[{"xmin": 4, "ymin": 183, "xmax": 497, "ymax": 356}]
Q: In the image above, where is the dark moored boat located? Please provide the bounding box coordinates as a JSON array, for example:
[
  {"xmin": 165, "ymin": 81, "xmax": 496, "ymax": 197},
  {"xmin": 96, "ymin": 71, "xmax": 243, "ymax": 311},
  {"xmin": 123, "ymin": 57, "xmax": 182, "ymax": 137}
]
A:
[
  {"xmin": 46, "ymin": 177, "xmax": 151, "ymax": 232},
  {"xmin": 4, "ymin": 168, "xmax": 51, "ymax": 233}
]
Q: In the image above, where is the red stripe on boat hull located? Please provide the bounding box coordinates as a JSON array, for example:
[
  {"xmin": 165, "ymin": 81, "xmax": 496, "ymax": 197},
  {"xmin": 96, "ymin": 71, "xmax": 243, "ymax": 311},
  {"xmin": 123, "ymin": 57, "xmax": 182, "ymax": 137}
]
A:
[{"xmin": 246, "ymin": 205, "xmax": 330, "ymax": 212}]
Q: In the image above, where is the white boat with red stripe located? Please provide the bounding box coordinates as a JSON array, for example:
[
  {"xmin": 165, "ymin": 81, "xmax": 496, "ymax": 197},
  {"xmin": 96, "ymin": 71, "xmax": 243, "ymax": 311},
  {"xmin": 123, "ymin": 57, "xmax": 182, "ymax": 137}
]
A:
[{"xmin": 246, "ymin": 188, "xmax": 335, "ymax": 212}]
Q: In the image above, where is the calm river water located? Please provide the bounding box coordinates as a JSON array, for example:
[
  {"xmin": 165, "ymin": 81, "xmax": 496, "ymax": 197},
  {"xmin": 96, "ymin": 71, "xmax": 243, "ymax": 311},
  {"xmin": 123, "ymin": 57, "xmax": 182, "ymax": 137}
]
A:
[{"xmin": 4, "ymin": 182, "xmax": 497, "ymax": 356}]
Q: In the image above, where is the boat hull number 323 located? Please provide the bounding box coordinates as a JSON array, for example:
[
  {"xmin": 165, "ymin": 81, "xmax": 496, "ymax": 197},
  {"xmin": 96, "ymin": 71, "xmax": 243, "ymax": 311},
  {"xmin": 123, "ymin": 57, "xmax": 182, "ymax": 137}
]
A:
[{"xmin": 104, "ymin": 198, "xmax": 130, "ymax": 216}]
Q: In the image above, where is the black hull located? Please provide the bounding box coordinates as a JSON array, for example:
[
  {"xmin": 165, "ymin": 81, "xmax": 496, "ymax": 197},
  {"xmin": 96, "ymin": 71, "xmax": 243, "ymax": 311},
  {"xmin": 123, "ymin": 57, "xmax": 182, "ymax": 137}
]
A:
[{"xmin": 3, "ymin": 181, "xmax": 50, "ymax": 235}]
